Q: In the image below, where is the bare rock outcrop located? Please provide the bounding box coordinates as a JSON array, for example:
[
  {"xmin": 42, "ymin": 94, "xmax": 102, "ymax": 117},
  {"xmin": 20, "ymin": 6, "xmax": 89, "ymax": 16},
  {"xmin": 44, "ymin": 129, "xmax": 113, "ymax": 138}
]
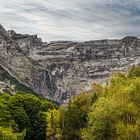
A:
[{"xmin": 0, "ymin": 24, "xmax": 140, "ymax": 103}]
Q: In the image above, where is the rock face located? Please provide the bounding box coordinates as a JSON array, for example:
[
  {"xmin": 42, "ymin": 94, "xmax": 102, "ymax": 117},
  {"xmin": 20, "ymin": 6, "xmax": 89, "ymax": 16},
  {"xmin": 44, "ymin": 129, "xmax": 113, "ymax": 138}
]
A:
[
  {"xmin": 0, "ymin": 65, "xmax": 36, "ymax": 95},
  {"xmin": 0, "ymin": 24, "xmax": 140, "ymax": 103}
]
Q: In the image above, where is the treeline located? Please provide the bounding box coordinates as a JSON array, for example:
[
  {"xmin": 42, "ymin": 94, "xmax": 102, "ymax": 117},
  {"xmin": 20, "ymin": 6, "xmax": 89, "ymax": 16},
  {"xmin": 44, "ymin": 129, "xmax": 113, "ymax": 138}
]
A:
[
  {"xmin": 45, "ymin": 66, "xmax": 140, "ymax": 140},
  {"xmin": 1, "ymin": 66, "xmax": 140, "ymax": 140}
]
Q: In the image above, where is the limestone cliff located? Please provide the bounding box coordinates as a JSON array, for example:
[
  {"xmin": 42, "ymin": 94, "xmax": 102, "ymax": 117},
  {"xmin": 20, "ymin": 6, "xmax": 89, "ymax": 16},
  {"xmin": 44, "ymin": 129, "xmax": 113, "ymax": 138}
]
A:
[{"xmin": 0, "ymin": 24, "xmax": 140, "ymax": 103}]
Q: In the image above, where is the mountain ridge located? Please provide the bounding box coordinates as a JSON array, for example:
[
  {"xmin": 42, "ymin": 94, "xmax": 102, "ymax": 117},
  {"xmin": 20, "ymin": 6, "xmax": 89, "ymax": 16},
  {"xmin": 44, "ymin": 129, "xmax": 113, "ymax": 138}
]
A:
[{"xmin": 0, "ymin": 24, "xmax": 140, "ymax": 103}]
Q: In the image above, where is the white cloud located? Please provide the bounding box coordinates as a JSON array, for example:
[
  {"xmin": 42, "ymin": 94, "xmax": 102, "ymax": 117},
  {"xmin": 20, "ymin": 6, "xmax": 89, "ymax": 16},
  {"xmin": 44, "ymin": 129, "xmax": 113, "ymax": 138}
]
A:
[{"xmin": 0, "ymin": 0, "xmax": 140, "ymax": 41}]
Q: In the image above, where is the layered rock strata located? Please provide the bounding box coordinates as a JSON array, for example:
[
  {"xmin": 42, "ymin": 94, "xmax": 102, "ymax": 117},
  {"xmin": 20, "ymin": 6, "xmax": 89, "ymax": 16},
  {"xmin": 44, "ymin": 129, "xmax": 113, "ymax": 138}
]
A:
[{"xmin": 0, "ymin": 24, "xmax": 140, "ymax": 103}]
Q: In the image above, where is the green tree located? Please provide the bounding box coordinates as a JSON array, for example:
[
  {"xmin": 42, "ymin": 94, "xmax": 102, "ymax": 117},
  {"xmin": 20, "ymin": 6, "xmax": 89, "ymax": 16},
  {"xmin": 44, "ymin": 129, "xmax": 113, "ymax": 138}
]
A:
[
  {"xmin": 81, "ymin": 70, "xmax": 140, "ymax": 140},
  {"xmin": 0, "ymin": 92, "xmax": 56, "ymax": 140},
  {"xmin": 46, "ymin": 109, "xmax": 62, "ymax": 140},
  {"xmin": 0, "ymin": 126, "xmax": 26, "ymax": 140}
]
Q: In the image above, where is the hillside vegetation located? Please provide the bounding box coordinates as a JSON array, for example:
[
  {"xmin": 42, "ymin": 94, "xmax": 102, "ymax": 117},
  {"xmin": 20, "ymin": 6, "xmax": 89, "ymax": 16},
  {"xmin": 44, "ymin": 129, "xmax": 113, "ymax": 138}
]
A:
[
  {"xmin": 0, "ymin": 93, "xmax": 57, "ymax": 140},
  {"xmin": 0, "ymin": 66, "xmax": 140, "ymax": 140}
]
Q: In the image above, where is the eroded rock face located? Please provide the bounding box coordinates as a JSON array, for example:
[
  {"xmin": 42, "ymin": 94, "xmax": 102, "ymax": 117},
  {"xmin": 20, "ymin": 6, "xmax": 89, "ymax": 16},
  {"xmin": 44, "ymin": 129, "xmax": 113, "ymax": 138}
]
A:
[{"xmin": 1, "ymin": 24, "xmax": 140, "ymax": 103}]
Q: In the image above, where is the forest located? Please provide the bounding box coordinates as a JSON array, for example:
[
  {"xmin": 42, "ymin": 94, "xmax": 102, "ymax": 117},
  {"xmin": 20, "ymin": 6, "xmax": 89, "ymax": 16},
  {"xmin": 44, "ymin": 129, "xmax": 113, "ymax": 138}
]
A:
[{"xmin": 0, "ymin": 65, "xmax": 140, "ymax": 140}]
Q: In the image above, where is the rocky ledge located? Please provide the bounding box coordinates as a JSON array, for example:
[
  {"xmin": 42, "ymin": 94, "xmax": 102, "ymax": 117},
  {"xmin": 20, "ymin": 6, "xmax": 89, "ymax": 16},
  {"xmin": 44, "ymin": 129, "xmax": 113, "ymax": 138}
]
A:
[{"xmin": 0, "ymin": 24, "xmax": 140, "ymax": 103}]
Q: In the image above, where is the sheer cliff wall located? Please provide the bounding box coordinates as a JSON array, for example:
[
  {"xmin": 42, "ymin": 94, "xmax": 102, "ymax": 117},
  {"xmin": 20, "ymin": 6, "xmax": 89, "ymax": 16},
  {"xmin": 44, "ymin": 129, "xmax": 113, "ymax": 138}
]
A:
[{"xmin": 0, "ymin": 24, "xmax": 140, "ymax": 103}]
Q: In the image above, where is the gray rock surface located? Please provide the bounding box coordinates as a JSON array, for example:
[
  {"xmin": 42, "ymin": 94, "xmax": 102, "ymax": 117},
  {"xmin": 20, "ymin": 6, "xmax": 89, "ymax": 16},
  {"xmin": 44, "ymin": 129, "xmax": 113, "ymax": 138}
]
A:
[{"xmin": 0, "ymin": 24, "xmax": 140, "ymax": 103}]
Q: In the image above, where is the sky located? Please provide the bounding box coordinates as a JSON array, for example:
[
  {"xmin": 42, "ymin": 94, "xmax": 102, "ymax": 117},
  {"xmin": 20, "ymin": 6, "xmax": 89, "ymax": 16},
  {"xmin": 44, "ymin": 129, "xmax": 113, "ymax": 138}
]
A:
[{"xmin": 0, "ymin": 0, "xmax": 140, "ymax": 41}]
